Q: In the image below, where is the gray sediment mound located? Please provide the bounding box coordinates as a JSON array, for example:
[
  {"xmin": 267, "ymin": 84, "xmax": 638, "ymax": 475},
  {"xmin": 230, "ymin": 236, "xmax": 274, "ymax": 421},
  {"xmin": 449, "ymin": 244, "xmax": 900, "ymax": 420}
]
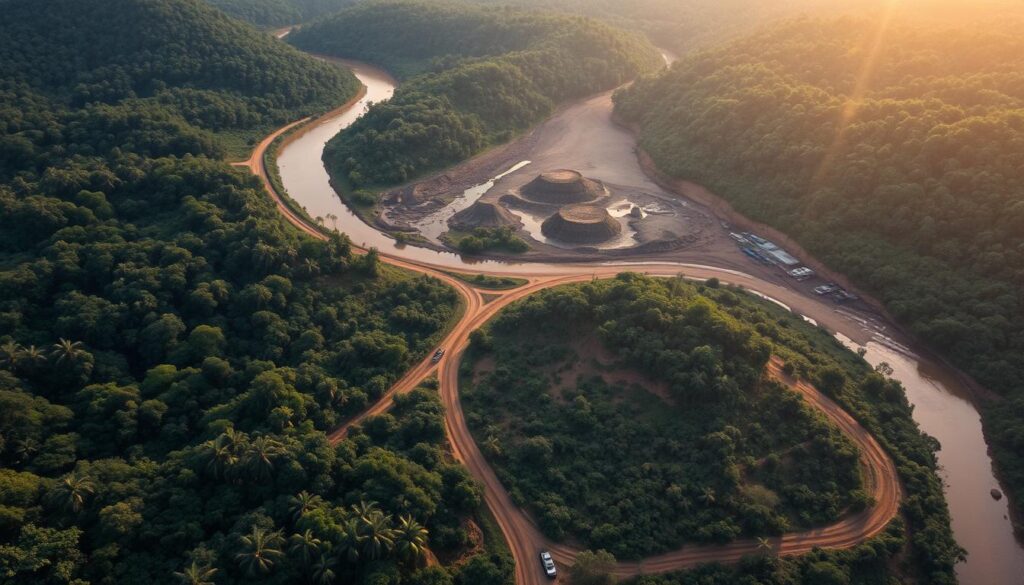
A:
[
  {"xmin": 541, "ymin": 204, "xmax": 621, "ymax": 243},
  {"xmin": 521, "ymin": 169, "xmax": 606, "ymax": 204},
  {"xmin": 449, "ymin": 200, "xmax": 518, "ymax": 231}
]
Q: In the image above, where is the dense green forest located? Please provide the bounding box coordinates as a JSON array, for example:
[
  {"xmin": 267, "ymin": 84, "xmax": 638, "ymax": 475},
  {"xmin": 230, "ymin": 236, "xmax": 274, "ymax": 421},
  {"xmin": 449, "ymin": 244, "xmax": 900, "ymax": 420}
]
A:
[
  {"xmin": 463, "ymin": 278, "xmax": 864, "ymax": 557},
  {"xmin": 462, "ymin": 0, "xmax": 1024, "ymax": 55},
  {"xmin": 205, "ymin": 0, "xmax": 358, "ymax": 28},
  {"xmin": 288, "ymin": 0, "xmax": 663, "ymax": 190},
  {"xmin": 0, "ymin": 1, "xmax": 509, "ymax": 583},
  {"xmin": 614, "ymin": 16, "xmax": 1024, "ymax": 520},
  {"xmin": 0, "ymin": 0, "xmax": 359, "ymax": 157},
  {"xmin": 465, "ymin": 276, "xmax": 961, "ymax": 582},
  {"xmin": 464, "ymin": 276, "xmax": 958, "ymax": 581},
  {"xmin": 462, "ymin": 0, "xmax": 839, "ymax": 55}
]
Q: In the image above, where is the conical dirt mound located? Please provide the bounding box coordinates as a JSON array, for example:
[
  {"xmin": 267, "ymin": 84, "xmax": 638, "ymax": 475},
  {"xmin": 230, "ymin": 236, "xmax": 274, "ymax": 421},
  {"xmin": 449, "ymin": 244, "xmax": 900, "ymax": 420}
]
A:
[
  {"xmin": 541, "ymin": 204, "xmax": 621, "ymax": 243},
  {"xmin": 449, "ymin": 200, "xmax": 518, "ymax": 231},
  {"xmin": 521, "ymin": 170, "xmax": 606, "ymax": 204}
]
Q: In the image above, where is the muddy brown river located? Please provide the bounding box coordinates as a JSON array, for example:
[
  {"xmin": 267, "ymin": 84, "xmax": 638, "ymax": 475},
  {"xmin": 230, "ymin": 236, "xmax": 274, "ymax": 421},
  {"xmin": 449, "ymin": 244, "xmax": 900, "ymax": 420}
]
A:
[{"xmin": 276, "ymin": 61, "xmax": 1024, "ymax": 584}]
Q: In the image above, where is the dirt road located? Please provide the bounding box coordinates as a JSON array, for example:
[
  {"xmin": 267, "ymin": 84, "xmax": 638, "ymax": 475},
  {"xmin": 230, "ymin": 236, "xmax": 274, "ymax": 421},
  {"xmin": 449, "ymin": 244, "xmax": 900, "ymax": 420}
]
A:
[{"xmin": 237, "ymin": 97, "xmax": 904, "ymax": 585}]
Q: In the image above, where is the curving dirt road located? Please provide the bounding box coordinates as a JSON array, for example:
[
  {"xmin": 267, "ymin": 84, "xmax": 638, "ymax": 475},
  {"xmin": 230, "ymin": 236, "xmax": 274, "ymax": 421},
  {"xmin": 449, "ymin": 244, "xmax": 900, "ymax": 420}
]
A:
[{"xmin": 236, "ymin": 90, "xmax": 903, "ymax": 585}]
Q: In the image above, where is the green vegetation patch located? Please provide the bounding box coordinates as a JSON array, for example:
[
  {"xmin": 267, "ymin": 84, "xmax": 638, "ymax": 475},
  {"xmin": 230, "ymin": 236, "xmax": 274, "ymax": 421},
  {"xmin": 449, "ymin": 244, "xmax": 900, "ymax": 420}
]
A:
[
  {"xmin": 613, "ymin": 16, "xmax": 1024, "ymax": 521},
  {"xmin": 289, "ymin": 0, "xmax": 663, "ymax": 188},
  {"xmin": 461, "ymin": 276, "xmax": 865, "ymax": 558},
  {"xmin": 444, "ymin": 227, "xmax": 529, "ymax": 255},
  {"xmin": 341, "ymin": 381, "xmax": 514, "ymax": 584},
  {"xmin": 443, "ymin": 271, "xmax": 528, "ymax": 290}
]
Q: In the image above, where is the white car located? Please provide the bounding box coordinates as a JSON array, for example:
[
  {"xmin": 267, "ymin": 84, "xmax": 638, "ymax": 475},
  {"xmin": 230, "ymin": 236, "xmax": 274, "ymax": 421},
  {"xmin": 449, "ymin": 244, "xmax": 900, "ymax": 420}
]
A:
[
  {"xmin": 814, "ymin": 283, "xmax": 839, "ymax": 295},
  {"xmin": 539, "ymin": 551, "xmax": 557, "ymax": 579}
]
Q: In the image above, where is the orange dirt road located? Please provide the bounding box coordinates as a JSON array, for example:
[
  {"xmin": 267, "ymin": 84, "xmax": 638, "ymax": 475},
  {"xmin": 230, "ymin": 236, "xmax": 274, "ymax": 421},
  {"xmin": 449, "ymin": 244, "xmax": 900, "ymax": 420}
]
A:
[{"xmin": 236, "ymin": 101, "xmax": 904, "ymax": 585}]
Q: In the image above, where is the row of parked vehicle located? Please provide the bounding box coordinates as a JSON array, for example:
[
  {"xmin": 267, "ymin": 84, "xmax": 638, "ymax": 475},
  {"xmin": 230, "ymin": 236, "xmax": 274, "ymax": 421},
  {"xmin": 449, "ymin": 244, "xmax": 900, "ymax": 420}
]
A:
[{"xmin": 727, "ymin": 227, "xmax": 859, "ymax": 305}]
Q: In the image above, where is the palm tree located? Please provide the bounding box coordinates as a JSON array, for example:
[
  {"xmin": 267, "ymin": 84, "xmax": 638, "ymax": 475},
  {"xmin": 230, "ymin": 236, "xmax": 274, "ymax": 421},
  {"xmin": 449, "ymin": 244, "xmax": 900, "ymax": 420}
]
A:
[
  {"xmin": 49, "ymin": 472, "xmax": 95, "ymax": 514},
  {"xmin": 173, "ymin": 561, "xmax": 218, "ymax": 585},
  {"xmin": 699, "ymin": 486, "xmax": 716, "ymax": 506},
  {"xmin": 358, "ymin": 510, "xmax": 396, "ymax": 561},
  {"xmin": 288, "ymin": 491, "xmax": 323, "ymax": 524},
  {"xmin": 50, "ymin": 338, "xmax": 85, "ymax": 366},
  {"xmin": 244, "ymin": 435, "xmax": 284, "ymax": 481},
  {"xmin": 202, "ymin": 431, "xmax": 244, "ymax": 480},
  {"xmin": 235, "ymin": 526, "xmax": 285, "ymax": 576},
  {"xmin": 288, "ymin": 529, "xmax": 321, "ymax": 568},
  {"xmin": 252, "ymin": 243, "xmax": 279, "ymax": 274},
  {"xmin": 393, "ymin": 515, "xmax": 429, "ymax": 567},
  {"xmin": 11, "ymin": 437, "xmax": 39, "ymax": 463},
  {"xmin": 205, "ymin": 442, "xmax": 236, "ymax": 479},
  {"xmin": 482, "ymin": 435, "xmax": 502, "ymax": 457},
  {"xmin": 335, "ymin": 518, "xmax": 363, "ymax": 565},
  {"xmin": 756, "ymin": 536, "xmax": 773, "ymax": 557},
  {"xmin": 311, "ymin": 553, "xmax": 337, "ymax": 585},
  {"xmin": 0, "ymin": 341, "xmax": 23, "ymax": 370},
  {"xmin": 301, "ymin": 258, "xmax": 320, "ymax": 278},
  {"xmin": 18, "ymin": 345, "xmax": 47, "ymax": 372},
  {"xmin": 350, "ymin": 500, "xmax": 379, "ymax": 523},
  {"xmin": 221, "ymin": 427, "xmax": 247, "ymax": 451}
]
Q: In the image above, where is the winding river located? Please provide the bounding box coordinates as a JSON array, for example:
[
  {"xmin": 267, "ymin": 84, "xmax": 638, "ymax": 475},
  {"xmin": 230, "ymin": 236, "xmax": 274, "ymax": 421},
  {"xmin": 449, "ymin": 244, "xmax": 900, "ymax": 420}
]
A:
[{"xmin": 276, "ymin": 62, "xmax": 1024, "ymax": 584}]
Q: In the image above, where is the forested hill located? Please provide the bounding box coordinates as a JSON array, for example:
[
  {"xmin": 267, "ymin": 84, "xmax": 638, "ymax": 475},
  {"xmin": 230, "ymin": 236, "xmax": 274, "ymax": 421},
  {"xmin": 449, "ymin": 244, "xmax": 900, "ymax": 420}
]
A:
[
  {"xmin": 290, "ymin": 0, "xmax": 653, "ymax": 80},
  {"xmin": 456, "ymin": 0, "xmax": 1024, "ymax": 57},
  {"xmin": 205, "ymin": 0, "xmax": 358, "ymax": 28},
  {"xmin": 289, "ymin": 0, "xmax": 663, "ymax": 188},
  {"xmin": 0, "ymin": 0, "xmax": 359, "ymax": 153},
  {"xmin": 613, "ymin": 17, "xmax": 1024, "ymax": 514},
  {"xmin": 0, "ymin": 1, "xmax": 506, "ymax": 583},
  {"xmin": 461, "ymin": 0, "xmax": 843, "ymax": 55}
]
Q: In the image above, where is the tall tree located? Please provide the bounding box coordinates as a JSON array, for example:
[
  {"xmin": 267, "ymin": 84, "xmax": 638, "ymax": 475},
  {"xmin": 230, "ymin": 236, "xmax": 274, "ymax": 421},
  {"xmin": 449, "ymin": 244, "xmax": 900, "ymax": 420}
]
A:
[{"xmin": 235, "ymin": 526, "xmax": 285, "ymax": 576}]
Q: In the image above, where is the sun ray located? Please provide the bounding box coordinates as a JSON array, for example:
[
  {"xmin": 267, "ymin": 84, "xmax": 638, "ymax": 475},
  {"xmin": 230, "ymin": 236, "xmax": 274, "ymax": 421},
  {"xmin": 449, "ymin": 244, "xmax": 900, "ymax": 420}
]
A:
[{"xmin": 810, "ymin": 1, "xmax": 901, "ymax": 190}]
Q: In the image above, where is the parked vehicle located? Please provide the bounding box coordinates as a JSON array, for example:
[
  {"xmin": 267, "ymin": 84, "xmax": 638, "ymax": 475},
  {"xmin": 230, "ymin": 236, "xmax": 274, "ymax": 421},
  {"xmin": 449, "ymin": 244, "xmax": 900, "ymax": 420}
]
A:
[
  {"xmin": 814, "ymin": 283, "xmax": 839, "ymax": 295},
  {"xmin": 788, "ymin": 267, "xmax": 815, "ymax": 280},
  {"xmin": 539, "ymin": 551, "xmax": 557, "ymax": 578},
  {"xmin": 831, "ymin": 289, "xmax": 859, "ymax": 303}
]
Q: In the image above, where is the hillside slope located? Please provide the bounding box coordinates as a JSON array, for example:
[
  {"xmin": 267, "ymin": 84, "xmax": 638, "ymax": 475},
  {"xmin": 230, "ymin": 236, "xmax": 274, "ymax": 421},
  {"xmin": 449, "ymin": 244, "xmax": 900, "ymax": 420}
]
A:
[
  {"xmin": 289, "ymin": 0, "xmax": 663, "ymax": 189},
  {"xmin": 462, "ymin": 0, "xmax": 1024, "ymax": 55},
  {"xmin": 206, "ymin": 0, "xmax": 358, "ymax": 28},
  {"xmin": 0, "ymin": 0, "xmax": 359, "ymax": 154},
  {"xmin": 614, "ymin": 16, "xmax": 1024, "ymax": 516}
]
